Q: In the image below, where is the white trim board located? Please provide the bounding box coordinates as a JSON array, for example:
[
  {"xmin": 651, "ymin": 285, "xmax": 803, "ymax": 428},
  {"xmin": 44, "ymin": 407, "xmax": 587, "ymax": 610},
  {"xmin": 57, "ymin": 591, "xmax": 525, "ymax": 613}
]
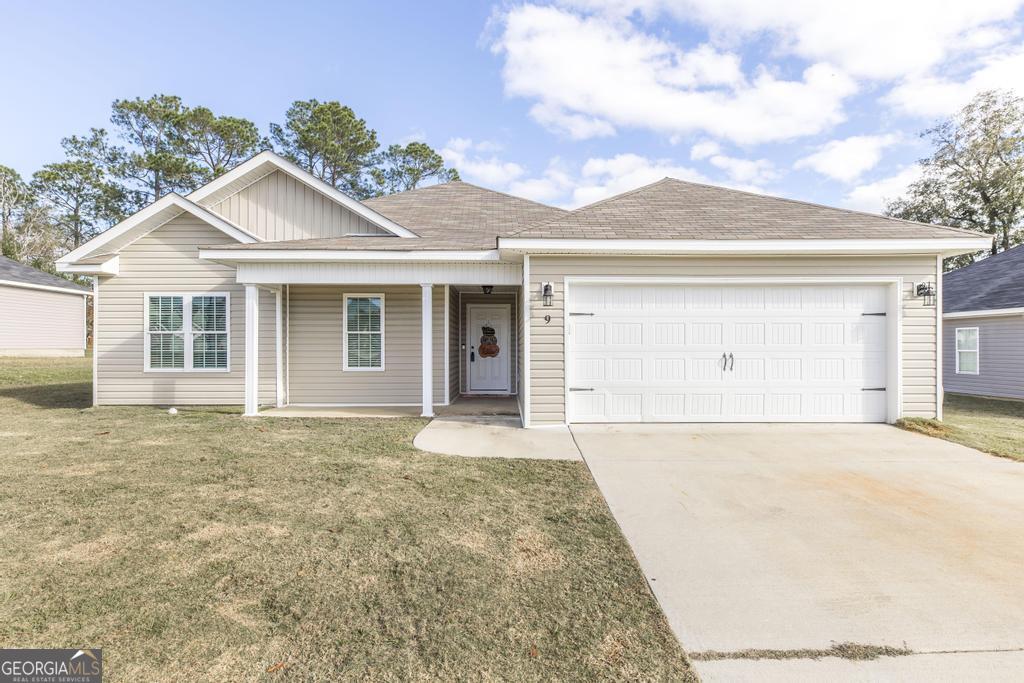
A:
[
  {"xmin": 58, "ymin": 194, "xmax": 260, "ymax": 267},
  {"xmin": 200, "ymin": 248, "xmax": 502, "ymax": 262},
  {"xmin": 186, "ymin": 151, "xmax": 418, "ymax": 239},
  {"xmin": 944, "ymin": 307, "xmax": 1024, "ymax": 319},
  {"xmin": 0, "ymin": 279, "xmax": 92, "ymax": 296},
  {"xmin": 499, "ymin": 237, "xmax": 991, "ymax": 256}
]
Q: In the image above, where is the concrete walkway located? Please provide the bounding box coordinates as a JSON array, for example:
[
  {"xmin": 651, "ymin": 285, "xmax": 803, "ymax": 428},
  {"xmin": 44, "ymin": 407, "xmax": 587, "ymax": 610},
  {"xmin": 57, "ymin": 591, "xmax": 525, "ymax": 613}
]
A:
[
  {"xmin": 414, "ymin": 416, "xmax": 582, "ymax": 460},
  {"xmin": 572, "ymin": 423, "xmax": 1024, "ymax": 681}
]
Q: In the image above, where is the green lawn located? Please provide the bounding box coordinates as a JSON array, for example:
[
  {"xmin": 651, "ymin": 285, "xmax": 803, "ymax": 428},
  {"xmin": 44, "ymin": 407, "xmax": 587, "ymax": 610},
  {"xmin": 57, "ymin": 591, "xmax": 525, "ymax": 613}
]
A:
[
  {"xmin": 899, "ymin": 393, "xmax": 1024, "ymax": 462},
  {"xmin": 0, "ymin": 357, "xmax": 693, "ymax": 681}
]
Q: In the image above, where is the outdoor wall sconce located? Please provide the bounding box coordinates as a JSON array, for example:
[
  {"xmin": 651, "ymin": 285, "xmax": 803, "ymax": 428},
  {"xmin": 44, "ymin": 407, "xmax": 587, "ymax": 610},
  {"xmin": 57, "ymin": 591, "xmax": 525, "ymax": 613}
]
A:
[
  {"xmin": 542, "ymin": 282, "xmax": 554, "ymax": 307},
  {"xmin": 915, "ymin": 281, "xmax": 936, "ymax": 307},
  {"xmin": 481, "ymin": 285, "xmax": 493, "ymax": 295}
]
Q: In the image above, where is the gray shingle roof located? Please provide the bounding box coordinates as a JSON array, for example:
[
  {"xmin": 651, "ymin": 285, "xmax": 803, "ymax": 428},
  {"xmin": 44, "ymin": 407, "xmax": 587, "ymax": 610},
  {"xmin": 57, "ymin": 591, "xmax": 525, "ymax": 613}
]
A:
[
  {"xmin": 215, "ymin": 181, "xmax": 566, "ymax": 251},
  {"xmin": 0, "ymin": 256, "xmax": 90, "ymax": 293},
  {"xmin": 509, "ymin": 178, "xmax": 984, "ymax": 240},
  {"xmin": 944, "ymin": 245, "xmax": 1022, "ymax": 313}
]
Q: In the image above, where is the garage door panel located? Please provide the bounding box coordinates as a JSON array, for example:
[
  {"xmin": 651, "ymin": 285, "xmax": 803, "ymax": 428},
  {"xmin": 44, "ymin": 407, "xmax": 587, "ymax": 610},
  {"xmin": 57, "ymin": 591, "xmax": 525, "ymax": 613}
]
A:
[{"xmin": 567, "ymin": 283, "xmax": 890, "ymax": 423}]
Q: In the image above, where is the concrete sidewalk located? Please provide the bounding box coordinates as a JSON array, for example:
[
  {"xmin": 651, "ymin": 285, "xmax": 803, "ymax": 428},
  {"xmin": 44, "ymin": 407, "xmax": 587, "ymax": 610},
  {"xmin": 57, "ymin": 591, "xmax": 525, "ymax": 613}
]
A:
[{"xmin": 414, "ymin": 416, "xmax": 582, "ymax": 460}]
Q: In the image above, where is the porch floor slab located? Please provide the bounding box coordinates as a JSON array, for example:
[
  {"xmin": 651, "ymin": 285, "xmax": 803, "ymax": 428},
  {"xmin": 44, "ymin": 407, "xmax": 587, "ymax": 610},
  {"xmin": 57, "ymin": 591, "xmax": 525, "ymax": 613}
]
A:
[
  {"xmin": 436, "ymin": 395, "xmax": 519, "ymax": 416},
  {"xmin": 414, "ymin": 416, "xmax": 583, "ymax": 461},
  {"xmin": 261, "ymin": 406, "xmax": 422, "ymax": 418}
]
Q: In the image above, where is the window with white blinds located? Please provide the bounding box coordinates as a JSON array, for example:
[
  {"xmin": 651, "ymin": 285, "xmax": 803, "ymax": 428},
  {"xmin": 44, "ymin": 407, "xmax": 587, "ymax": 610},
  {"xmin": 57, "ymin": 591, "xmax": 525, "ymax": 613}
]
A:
[
  {"xmin": 145, "ymin": 293, "xmax": 230, "ymax": 371},
  {"xmin": 343, "ymin": 294, "xmax": 384, "ymax": 370}
]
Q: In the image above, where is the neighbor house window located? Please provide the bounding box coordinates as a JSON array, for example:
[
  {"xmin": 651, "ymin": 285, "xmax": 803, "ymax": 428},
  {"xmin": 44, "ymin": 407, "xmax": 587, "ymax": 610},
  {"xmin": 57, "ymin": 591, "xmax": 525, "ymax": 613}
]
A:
[
  {"xmin": 344, "ymin": 294, "xmax": 384, "ymax": 370},
  {"xmin": 145, "ymin": 293, "xmax": 229, "ymax": 371},
  {"xmin": 955, "ymin": 327, "xmax": 979, "ymax": 375}
]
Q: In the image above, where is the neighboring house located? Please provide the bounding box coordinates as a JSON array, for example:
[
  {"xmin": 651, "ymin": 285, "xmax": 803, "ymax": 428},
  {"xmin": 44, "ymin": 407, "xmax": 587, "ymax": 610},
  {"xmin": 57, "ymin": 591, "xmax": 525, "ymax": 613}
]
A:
[
  {"xmin": 0, "ymin": 255, "xmax": 91, "ymax": 357},
  {"xmin": 57, "ymin": 151, "xmax": 987, "ymax": 425},
  {"xmin": 943, "ymin": 245, "xmax": 1024, "ymax": 400}
]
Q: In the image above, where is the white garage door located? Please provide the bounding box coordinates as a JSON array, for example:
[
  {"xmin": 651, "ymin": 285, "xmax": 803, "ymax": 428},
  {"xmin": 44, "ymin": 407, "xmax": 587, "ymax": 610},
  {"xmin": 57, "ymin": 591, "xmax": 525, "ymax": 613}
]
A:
[{"xmin": 566, "ymin": 283, "xmax": 890, "ymax": 423}]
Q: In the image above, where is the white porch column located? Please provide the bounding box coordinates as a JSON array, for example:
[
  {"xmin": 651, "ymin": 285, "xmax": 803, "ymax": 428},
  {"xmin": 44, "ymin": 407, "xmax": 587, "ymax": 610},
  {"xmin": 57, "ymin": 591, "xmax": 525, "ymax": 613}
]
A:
[
  {"xmin": 421, "ymin": 283, "xmax": 434, "ymax": 418},
  {"xmin": 275, "ymin": 288, "xmax": 284, "ymax": 408},
  {"xmin": 244, "ymin": 284, "xmax": 259, "ymax": 416}
]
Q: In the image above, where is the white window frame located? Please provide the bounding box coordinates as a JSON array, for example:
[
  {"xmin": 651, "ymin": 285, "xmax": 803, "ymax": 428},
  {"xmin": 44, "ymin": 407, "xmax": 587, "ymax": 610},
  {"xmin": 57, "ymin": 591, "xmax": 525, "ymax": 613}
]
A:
[
  {"xmin": 955, "ymin": 326, "xmax": 980, "ymax": 375},
  {"xmin": 343, "ymin": 293, "xmax": 385, "ymax": 372},
  {"xmin": 143, "ymin": 292, "xmax": 231, "ymax": 373}
]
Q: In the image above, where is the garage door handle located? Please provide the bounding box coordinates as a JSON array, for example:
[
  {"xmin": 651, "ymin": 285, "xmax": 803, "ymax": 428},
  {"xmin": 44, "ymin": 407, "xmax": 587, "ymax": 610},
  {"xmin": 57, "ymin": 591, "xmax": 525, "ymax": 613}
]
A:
[
  {"xmin": 569, "ymin": 387, "xmax": 594, "ymax": 392},
  {"xmin": 728, "ymin": 353, "xmax": 734, "ymax": 371},
  {"xmin": 721, "ymin": 352, "xmax": 727, "ymax": 370}
]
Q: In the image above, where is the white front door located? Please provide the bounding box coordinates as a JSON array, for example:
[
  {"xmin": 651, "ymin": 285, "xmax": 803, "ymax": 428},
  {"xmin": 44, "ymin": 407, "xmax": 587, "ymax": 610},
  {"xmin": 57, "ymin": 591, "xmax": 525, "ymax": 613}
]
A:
[
  {"xmin": 467, "ymin": 304, "xmax": 511, "ymax": 393},
  {"xmin": 567, "ymin": 283, "xmax": 890, "ymax": 423}
]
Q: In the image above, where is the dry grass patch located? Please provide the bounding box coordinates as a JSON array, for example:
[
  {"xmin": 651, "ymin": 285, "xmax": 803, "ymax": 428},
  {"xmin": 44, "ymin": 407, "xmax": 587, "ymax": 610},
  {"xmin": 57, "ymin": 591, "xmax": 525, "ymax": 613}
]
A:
[
  {"xmin": 899, "ymin": 393, "xmax": 1024, "ymax": 462},
  {"xmin": 0, "ymin": 356, "xmax": 694, "ymax": 681}
]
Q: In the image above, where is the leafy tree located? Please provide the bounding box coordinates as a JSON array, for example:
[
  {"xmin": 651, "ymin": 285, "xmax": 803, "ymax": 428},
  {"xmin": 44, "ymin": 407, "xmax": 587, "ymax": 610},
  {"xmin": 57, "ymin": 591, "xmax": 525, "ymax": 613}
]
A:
[
  {"xmin": 0, "ymin": 165, "xmax": 33, "ymax": 256},
  {"xmin": 270, "ymin": 100, "xmax": 379, "ymax": 198},
  {"xmin": 173, "ymin": 106, "xmax": 269, "ymax": 181},
  {"xmin": 32, "ymin": 132, "xmax": 124, "ymax": 249},
  {"xmin": 108, "ymin": 94, "xmax": 204, "ymax": 208},
  {"xmin": 370, "ymin": 142, "xmax": 459, "ymax": 195},
  {"xmin": 887, "ymin": 90, "xmax": 1024, "ymax": 269}
]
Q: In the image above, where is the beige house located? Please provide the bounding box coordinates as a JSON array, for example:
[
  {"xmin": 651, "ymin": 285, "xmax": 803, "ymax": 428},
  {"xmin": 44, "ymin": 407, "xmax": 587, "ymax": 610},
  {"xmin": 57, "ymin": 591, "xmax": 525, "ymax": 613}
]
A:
[
  {"xmin": 57, "ymin": 151, "xmax": 988, "ymax": 426},
  {"xmin": 0, "ymin": 255, "xmax": 90, "ymax": 356}
]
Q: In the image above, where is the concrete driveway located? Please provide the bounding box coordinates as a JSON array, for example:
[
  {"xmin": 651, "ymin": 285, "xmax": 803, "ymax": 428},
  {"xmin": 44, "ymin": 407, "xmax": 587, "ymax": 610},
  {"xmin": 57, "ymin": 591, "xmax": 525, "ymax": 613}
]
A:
[{"xmin": 573, "ymin": 423, "xmax": 1024, "ymax": 681}]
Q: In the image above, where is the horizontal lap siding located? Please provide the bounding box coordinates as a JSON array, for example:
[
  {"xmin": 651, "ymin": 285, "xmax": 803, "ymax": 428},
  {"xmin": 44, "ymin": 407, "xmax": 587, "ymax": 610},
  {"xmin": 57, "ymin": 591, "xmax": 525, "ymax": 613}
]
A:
[
  {"xmin": 943, "ymin": 316, "xmax": 1024, "ymax": 400},
  {"xmin": 288, "ymin": 285, "xmax": 445, "ymax": 405},
  {"xmin": 95, "ymin": 216, "xmax": 278, "ymax": 405},
  {"xmin": 449, "ymin": 286, "xmax": 459, "ymax": 402},
  {"xmin": 528, "ymin": 255, "xmax": 938, "ymax": 425},
  {"xmin": 210, "ymin": 170, "xmax": 389, "ymax": 241},
  {"xmin": 0, "ymin": 285, "xmax": 84, "ymax": 354}
]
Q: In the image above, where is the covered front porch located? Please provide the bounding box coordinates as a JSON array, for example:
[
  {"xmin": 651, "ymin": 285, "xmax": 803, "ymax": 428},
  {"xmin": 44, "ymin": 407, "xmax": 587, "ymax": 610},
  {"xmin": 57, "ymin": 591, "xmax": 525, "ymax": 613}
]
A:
[{"xmin": 238, "ymin": 278, "xmax": 523, "ymax": 422}]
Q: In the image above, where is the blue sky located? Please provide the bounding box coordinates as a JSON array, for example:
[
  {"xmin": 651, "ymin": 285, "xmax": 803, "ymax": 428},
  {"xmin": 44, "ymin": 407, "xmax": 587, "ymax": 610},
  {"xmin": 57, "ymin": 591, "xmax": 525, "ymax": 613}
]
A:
[{"xmin": 3, "ymin": 0, "xmax": 1024, "ymax": 212}]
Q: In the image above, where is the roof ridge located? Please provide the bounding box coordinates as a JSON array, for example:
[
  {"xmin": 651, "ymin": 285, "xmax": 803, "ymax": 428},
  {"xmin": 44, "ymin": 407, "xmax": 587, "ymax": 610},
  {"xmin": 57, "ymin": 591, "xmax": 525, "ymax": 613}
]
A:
[
  {"xmin": 508, "ymin": 177, "xmax": 675, "ymax": 237},
  {"xmin": 654, "ymin": 177, "xmax": 985, "ymax": 238}
]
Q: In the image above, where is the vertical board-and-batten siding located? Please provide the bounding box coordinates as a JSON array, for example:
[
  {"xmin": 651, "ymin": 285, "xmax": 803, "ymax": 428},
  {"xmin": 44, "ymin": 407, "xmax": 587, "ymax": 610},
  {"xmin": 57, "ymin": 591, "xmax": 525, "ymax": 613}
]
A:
[
  {"xmin": 528, "ymin": 255, "xmax": 940, "ymax": 425},
  {"xmin": 0, "ymin": 284, "xmax": 85, "ymax": 355},
  {"xmin": 95, "ymin": 215, "xmax": 277, "ymax": 405},
  {"xmin": 943, "ymin": 315, "xmax": 1024, "ymax": 400},
  {"xmin": 287, "ymin": 285, "xmax": 446, "ymax": 405},
  {"xmin": 208, "ymin": 170, "xmax": 389, "ymax": 241}
]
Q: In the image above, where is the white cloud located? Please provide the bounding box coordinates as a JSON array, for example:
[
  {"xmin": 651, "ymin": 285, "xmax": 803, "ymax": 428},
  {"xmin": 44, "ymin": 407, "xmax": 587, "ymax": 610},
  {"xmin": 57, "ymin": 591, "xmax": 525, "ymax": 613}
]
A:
[
  {"xmin": 441, "ymin": 138, "xmax": 525, "ymax": 187},
  {"xmin": 492, "ymin": 5, "xmax": 857, "ymax": 144},
  {"xmin": 884, "ymin": 46, "xmax": 1024, "ymax": 118},
  {"xmin": 842, "ymin": 166, "xmax": 922, "ymax": 213},
  {"xmin": 562, "ymin": 0, "xmax": 1024, "ymax": 80},
  {"xmin": 705, "ymin": 153, "xmax": 778, "ymax": 185},
  {"xmin": 507, "ymin": 158, "xmax": 576, "ymax": 204},
  {"xmin": 573, "ymin": 153, "xmax": 707, "ymax": 206},
  {"xmin": 795, "ymin": 134, "xmax": 901, "ymax": 183},
  {"xmin": 689, "ymin": 140, "xmax": 720, "ymax": 160}
]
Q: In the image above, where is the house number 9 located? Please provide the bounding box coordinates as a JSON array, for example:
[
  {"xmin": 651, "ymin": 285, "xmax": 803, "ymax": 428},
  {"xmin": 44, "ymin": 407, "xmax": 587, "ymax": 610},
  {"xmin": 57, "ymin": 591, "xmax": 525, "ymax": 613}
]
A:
[{"xmin": 544, "ymin": 315, "xmax": 551, "ymax": 324}]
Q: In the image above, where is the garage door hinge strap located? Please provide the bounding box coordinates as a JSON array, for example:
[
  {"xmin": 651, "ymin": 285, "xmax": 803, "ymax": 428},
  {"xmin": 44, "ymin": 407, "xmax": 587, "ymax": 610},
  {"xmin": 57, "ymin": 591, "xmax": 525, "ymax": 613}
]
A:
[
  {"xmin": 569, "ymin": 312, "xmax": 594, "ymax": 316},
  {"xmin": 569, "ymin": 387, "xmax": 595, "ymax": 392},
  {"xmin": 861, "ymin": 387, "xmax": 886, "ymax": 391},
  {"xmin": 861, "ymin": 312, "xmax": 887, "ymax": 316}
]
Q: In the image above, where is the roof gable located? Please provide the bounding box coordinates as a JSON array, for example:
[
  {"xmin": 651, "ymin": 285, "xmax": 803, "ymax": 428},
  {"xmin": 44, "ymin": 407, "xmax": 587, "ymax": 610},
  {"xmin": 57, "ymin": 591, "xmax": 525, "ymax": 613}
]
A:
[
  {"xmin": 57, "ymin": 194, "xmax": 259, "ymax": 268},
  {"xmin": 187, "ymin": 151, "xmax": 417, "ymax": 238},
  {"xmin": 510, "ymin": 177, "xmax": 985, "ymax": 241}
]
